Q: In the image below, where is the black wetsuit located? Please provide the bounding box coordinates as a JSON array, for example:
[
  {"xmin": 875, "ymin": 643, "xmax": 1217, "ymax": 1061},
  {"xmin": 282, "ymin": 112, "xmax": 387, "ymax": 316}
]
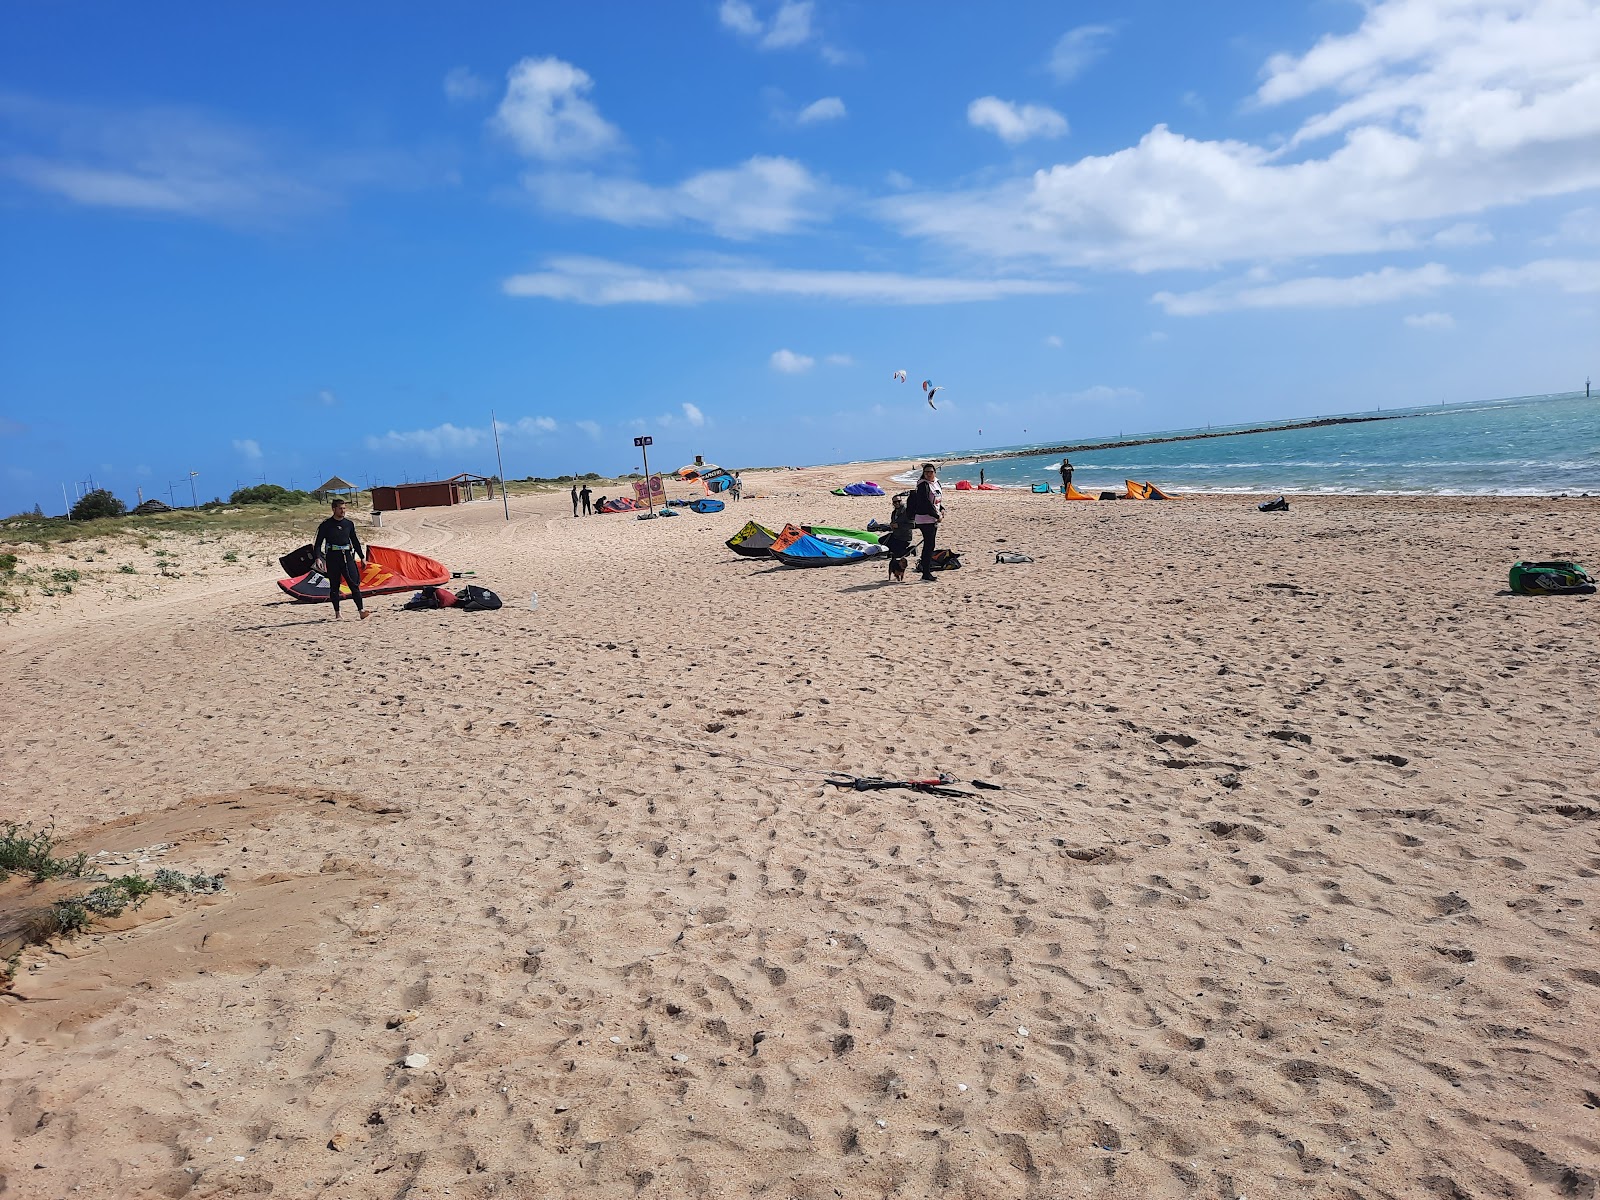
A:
[
  {"xmin": 571, "ymin": 486, "xmax": 579, "ymax": 517},
  {"xmin": 313, "ymin": 516, "xmax": 366, "ymax": 613},
  {"xmin": 579, "ymin": 486, "xmax": 592, "ymax": 515}
]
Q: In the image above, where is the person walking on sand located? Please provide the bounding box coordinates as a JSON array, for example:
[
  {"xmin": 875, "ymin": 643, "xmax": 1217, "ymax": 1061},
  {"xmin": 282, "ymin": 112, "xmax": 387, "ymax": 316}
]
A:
[
  {"xmin": 731, "ymin": 472, "xmax": 742, "ymax": 502},
  {"xmin": 571, "ymin": 482, "xmax": 579, "ymax": 517},
  {"xmin": 907, "ymin": 462, "xmax": 944, "ymax": 581},
  {"xmin": 579, "ymin": 482, "xmax": 592, "ymax": 515},
  {"xmin": 1059, "ymin": 455, "xmax": 1073, "ymax": 495},
  {"xmin": 313, "ymin": 497, "xmax": 369, "ymax": 620}
]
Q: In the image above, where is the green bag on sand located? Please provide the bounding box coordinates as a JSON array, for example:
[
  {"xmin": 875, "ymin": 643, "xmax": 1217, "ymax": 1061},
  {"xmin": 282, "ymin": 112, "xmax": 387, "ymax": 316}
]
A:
[{"xmin": 1509, "ymin": 561, "xmax": 1595, "ymax": 595}]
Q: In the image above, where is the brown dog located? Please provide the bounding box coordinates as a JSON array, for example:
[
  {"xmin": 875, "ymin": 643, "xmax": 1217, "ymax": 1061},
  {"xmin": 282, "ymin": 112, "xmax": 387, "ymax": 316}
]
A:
[{"xmin": 888, "ymin": 556, "xmax": 908, "ymax": 582}]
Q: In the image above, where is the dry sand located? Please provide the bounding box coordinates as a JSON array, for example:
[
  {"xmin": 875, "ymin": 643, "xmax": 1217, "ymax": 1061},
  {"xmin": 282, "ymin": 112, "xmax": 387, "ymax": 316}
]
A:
[{"xmin": 1, "ymin": 468, "xmax": 1597, "ymax": 1199}]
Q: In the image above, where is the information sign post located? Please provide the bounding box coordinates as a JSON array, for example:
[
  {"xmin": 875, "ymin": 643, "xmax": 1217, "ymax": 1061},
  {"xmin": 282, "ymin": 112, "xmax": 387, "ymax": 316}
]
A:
[{"xmin": 633, "ymin": 435, "xmax": 655, "ymax": 516}]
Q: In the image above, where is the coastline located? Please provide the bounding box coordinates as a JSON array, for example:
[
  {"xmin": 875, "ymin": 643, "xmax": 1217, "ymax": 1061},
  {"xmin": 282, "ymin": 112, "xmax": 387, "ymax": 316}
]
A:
[{"xmin": 924, "ymin": 411, "xmax": 1413, "ymax": 467}]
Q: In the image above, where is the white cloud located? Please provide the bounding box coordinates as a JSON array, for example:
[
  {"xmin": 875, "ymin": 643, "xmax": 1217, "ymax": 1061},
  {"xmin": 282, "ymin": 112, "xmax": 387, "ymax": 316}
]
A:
[
  {"xmin": 443, "ymin": 67, "xmax": 490, "ymax": 102},
  {"xmin": 884, "ymin": 0, "xmax": 1600, "ymax": 272},
  {"xmin": 1404, "ymin": 310, "xmax": 1456, "ymax": 328},
  {"xmin": 1064, "ymin": 384, "xmax": 1142, "ymax": 405},
  {"xmin": 1479, "ymin": 257, "xmax": 1600, "ymax": 292},
  {"xmin": 682, "ymin": 402, "xmax": 706, "ymax": 427},
  {"xmin": 1049, "ymin": 25, "xmax": 1115, "ymax": 82},
  {"xmin": 493, "ymin": 57, "xmax": 621, "ymax": 162},
  {"xmin": 1153, "ymin": 255, "xmax": 1600, "ymax": 316},
  {"xmin": 1043, "ymin": 334, "xmax": 1062, "ymax": 347},
  {"xmin": 1154, "ymin": 263, "xmax": 1454, "ymax": 315},
  {"xmin": 502, "ymin": 255, "xmax": 1079, "ymax": 306},
  {"xmin": 1433, "ymin": 221, "xmax": 1492, "ymax": 246},
  {"xmin": 718, "ymin": 0, "xmax": 762, "ymax": 36},
  {"xmin": 824, "ymin": 353, "xmax": 854, "ymax": 366},
  {"xmin": 366, "ymin": 422, "xmax": 487, "ymax": 455},
  {"xmin": 526, "ymin": 155, "xmax": 826, "ymax": 239},
  {"xmin": 885, "ymin": 169, "xmax": 913, "ymax": 189},
  {"xmin": 967, "ymin": 97, "xmax": 1069, "ymax": 144},
  {"xmin": 720, "ymin": 0, "xmax": 815, "ymax": 49},
  {"xmin": 497, "ymin": 416, "xmax": 559, "ymax": 437},
  {"xmin": 771, "ymin": 348, "xmax": 815, "ymax": 373},
  {"xmin": 315, "ymin": 389, "xmax": 338, "ymax": 406},
  {"xmin": 796, "ymin": 97, "xmax": 847, "ymax": 125},
  {"xmin": 232, "ymin": 438, "xmax": 262, "ymax": 460},
  {"xmin": 1548, "ymin": 205, "xmax": 1600, "ymax": 245},
  {"xmin": 0, "ymin": 95, "xmax": 323, "ymax": 222},
  {"xmin": 576, "ymin": 419, "xmax": 603, "ymax": 439}
]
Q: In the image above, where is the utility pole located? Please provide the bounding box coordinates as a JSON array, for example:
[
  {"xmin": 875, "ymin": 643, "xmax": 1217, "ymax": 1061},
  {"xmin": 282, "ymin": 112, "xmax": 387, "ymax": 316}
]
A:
[{"xmin": 188, "ymin": 470, "xmax": 199, "ymax": 508}]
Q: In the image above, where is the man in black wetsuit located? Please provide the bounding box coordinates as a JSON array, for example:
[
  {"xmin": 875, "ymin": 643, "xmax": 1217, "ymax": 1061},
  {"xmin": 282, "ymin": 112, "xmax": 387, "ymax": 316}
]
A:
[
  {"xmin": 571, "ymin": 483, "xmax": 579, "ymax": 517},
  {"xmin": 313, "ymin": 497, "xmax": 369, "ymax": 620},
  {"xmin": 579, "ymin": 483, "xmax": 592, "ymax": 515}
]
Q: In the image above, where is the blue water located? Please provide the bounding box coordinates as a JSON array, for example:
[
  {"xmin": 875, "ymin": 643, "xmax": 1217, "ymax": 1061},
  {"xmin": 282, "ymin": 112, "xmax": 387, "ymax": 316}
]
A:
[{"xmin": 923, "ymin": 391, "xmax": 1600, "ymax": 496}]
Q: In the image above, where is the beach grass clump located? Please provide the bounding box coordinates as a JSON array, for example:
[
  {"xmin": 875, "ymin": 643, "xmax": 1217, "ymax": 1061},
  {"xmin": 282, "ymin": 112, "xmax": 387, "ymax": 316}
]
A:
[
  {"xmin": 151, "ymin": 868, "xmax": 225, "ymax": 895},
  {"xmin": 0, "ymin": 822, "xmax": 89, "ymax": 883}
]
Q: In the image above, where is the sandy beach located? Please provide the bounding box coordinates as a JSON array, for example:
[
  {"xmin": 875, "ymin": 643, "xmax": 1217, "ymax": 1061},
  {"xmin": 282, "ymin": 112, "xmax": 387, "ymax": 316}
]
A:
[{"xmin": 2, "ymin": 469, "xmax": 1597, "ymax": 1199}]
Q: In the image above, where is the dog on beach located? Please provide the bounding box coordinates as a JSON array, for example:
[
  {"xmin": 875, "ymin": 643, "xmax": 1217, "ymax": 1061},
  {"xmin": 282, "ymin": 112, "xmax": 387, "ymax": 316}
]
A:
[{"xmin": 888, "ymin": 556, "xmax": 908, "ymax": 582}]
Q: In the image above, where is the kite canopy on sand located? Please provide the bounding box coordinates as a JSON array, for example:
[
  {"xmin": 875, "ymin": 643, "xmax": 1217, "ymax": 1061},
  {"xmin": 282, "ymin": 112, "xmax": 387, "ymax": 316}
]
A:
[
  {"xmin": 773, "ymin": 533, "xmax": 885, "ymax": 568},
  {"xmin": 277, "ymin": 544, "xmax": 450, "ymax": 602},
  {"xmin": 831, "ymin": 482, "xmax": 885, "ymax": 497},
  {"xmin": 726, "ymin": 521, "xmax": 779, "ymax": 557}
]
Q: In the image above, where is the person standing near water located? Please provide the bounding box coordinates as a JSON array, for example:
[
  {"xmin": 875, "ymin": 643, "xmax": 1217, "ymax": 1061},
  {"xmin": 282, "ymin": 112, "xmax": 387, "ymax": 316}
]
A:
[
  {"xmin": 313, "ymin": 497, "xmax": 369, "ymax": 620},
  {"xmin": 907, "ymin": 463, "xmax": 944, "ymax": 582},
  {"xmin": 1059, "ymin": 456, "xmax": 1074, "ymax": 494}
]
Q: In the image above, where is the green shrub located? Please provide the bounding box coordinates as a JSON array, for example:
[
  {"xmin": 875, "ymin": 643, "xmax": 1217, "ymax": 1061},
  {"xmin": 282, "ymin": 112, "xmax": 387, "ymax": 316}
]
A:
[
  {"xmin": 0, "ymin": 553, "xmax": 17, "ymax": 573},
  {"xmin": 70, "ymin": 489, "xmax": 127, "ymax": 521},
  {"xmin": 118, "ymin": 563, "xmax": 136, "ymax": 574},
  {"xmin": 0, "ymin": 823, "xmax": 89, "ymax": 882},
  {"xmin": 51, "ymin": 568, "xmax": 80, "ymax": 583},
  {"xmin": 222, "ymin": 550, "xmax": 238, "ymax": 563}
]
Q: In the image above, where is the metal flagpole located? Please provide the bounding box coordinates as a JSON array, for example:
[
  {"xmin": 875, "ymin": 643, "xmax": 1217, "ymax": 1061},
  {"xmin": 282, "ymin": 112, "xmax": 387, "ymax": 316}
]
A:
[{"xmin": 491, "ymin": 410, "xmax": 510, "ymax": 521}]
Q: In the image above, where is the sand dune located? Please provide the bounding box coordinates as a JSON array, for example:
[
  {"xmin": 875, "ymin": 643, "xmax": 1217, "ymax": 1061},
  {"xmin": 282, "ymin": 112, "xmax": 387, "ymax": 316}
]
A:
[{"xmin": 2, "ymin": 474, "xmax": 1597, "ymax": 1198}]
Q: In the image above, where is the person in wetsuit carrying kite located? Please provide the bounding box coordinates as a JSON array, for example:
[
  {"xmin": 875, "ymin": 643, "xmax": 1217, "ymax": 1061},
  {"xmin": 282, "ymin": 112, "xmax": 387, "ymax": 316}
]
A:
[{"xmin": 313, "ymin": 497, "xmax": 369, "ymax": 620}]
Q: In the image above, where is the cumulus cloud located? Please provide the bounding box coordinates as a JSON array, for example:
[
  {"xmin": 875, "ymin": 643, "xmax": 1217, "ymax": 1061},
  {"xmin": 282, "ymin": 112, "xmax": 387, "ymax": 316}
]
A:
[
  {"xmin": 885, "ymin": 0, "xmax": 1600, "ymax": 272},
  {"xmin": 796, "ymin": 97, "xmax": 847, "ymax": 125},
  {"xmin": 503, "ymin": 255, "xmax": 1078, "ymax": 306},
  {"xmin": 682, "ymin": 402, "xmax": 706, "ymax": 427},
  {"xmin": 967, "ymin": 97, "xmax": 1069, "ymax": 144},
  {"xmin": 1049, "ymin": 25, "xmax": 1115, "ymax": 82},
  {"xmin": 497, "ymin": 416, "xmax": 558, "ymax": 437},
  {"xmin": 493, "ymin": 57, "xmax": 621, "ymax": 161},
  {"xmin": 1433, "ymin": 221, "xmax": 1492, "ymax": 246},
  {"xmin": 721, "ymin": 0, "xmax": 815, "ymax": 49},
  {"xmin": 232, "ymin": 438, "xmax": 262, "ymax": 459},
  {"xmin": 443, "ymin": 67, "xmax": 490, "ymax": 102},
  {"xmin": 1404, "ymin": 311, "xmax": 1456, "ymax": 328},
  {"xmin": 771, "ymin": 349, "xmax": 814, "ymax": 373},
  {"xmin": 576, "ymin": 419, "xmax": 602, "ymax": 439},
  {"xmin": 526, "ymin": 156, "xmax": 826, "ymax": 239}
]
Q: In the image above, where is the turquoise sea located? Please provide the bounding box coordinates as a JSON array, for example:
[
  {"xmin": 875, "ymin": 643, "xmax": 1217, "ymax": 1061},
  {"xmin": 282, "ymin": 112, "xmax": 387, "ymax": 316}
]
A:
[{"xmin": 923, "ymin": 391, "xmax": 1599, "ymax": 497}]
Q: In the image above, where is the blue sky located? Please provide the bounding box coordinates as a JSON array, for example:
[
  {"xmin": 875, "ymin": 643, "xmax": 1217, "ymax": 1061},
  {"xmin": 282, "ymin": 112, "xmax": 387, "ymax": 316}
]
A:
[{"xmin": 2, "ymin": 0, "xmax": 1597, "ymax": 512}]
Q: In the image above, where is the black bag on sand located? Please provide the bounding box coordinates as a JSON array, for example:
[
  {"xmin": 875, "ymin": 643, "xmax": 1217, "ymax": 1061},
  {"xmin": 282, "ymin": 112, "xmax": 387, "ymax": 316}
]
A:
[
  {"xmin": 455, "ymin": 585, "xmax": 503, "ymax": 611},
  {"xmin": 930, "ymin": 548, "xmax": 963, "ymax": 571},
  {"xmin": 1258, "ymin": 496, "xmax": 1290, "ymax": 512}
]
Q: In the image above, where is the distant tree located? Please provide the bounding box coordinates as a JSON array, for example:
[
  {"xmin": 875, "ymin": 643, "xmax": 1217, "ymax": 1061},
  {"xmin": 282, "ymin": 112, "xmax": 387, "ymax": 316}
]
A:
[
  {"xmin": 31, "ymin": 503, "xmax": 43, "ymax": 518},
  {"xmin": 230, "ymin": 483, "xmax": 306, "ymax": 506},
  {"xmin": 70, "ymin": 488, "xmax": 126, "ymax": 521}
]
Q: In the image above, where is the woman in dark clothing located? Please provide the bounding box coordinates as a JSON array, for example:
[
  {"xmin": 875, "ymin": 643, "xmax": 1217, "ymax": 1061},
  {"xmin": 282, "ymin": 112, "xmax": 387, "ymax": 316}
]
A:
[
  {"xmin": 906, "ymin": 463, "xmax": 943, "ymax": 581},
  {"xmin": 312, "ymin": 497, "xmax": 369, "ymax": 620}
]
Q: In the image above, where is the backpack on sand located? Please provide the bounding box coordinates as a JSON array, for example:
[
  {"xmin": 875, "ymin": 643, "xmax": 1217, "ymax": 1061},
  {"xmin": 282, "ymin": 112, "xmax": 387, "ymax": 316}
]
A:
[{"xmin": 455, "ymin": 585, "xmax": 503, "ymax": 611}]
